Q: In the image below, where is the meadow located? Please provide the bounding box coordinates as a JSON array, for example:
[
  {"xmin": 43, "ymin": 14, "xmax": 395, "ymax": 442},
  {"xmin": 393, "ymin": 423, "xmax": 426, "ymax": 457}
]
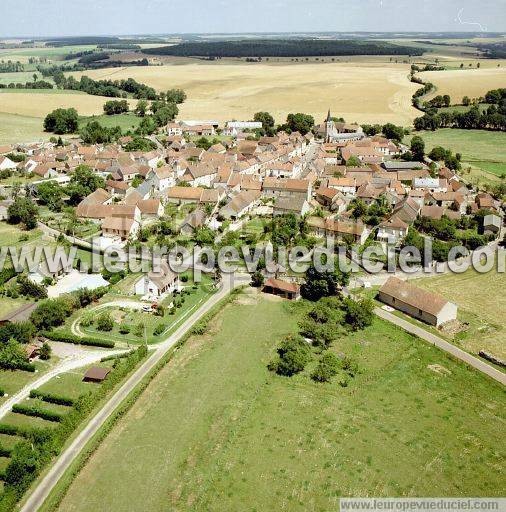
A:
[
  {"xmin": 407, "ymin": 128, "xmax": 506, "ymax": 182},
  {"xmin": 52, "ymin": 291, "xmax": 505, "ymax": 512},
  {"xmin": 69, "ymin": 60, "xmax": 420, "ymax": 125},
  {"xmin": 414, "ymin": 266, "xmax": 506, "ymax": 360}
]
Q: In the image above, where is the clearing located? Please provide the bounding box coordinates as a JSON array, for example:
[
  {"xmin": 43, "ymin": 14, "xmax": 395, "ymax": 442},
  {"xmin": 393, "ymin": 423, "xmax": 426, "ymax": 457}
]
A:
[
  {"xmin": 53, "ymin": 291, "xmax": 505, "ymax": 512},
  {"xmin": 68, "ymin": 60, "xmax": 420, "ymax": 125}
]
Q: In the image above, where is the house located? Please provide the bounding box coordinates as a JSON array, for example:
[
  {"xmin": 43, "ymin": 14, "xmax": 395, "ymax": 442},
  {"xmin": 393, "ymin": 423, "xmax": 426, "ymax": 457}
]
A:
[
  {"xmin": 307, "ymin": 217, "xmax": 369, "ymax": 245},
  {"xmin": 377, "ymin": 217, "xmax": 409, "ymax": 245},
  {"xmin": 219, "ymin": 190, "xmax": 261, "ymax": 220},
  {"xmin": 263, "ymin": 278, "xmax": 300, "ymax": 300},
  {"xmin": 0, "ymin": 156, "xmax": 17, "ymax": 171},
  {"xmin": 315, "ymin": 187, "xmax": 345, "ymax": 212},
  {"xmin": 166, "ymin": 122, "xmax": 183, "ymax": 136},
  {"xmin": 382, "ymin": 161, "xmax": 428, "ymax": 172},
  {"xmin": 83, "ymin": 367, "xmax": 111, "ymax": 383},
  {"xmin": 180, "ymin": 209, "xmax": 207, "ymax": 235},
  {"xmin": 148, "ymin": 165, "xmax": 175, "ymax": 191},
  {"xmin": 0, "ymin": 303, "xmax": 37, "ymax": 326},
  {"xmin": 223, "ymin": 121, "xmax": 263, "ymax": 136},
  {"xmin": 165, "ymin": 186, "xmax": 204, "ymax": 205},
  {"xmin": 262, "ymin": 178, "xmax": 311, "ymax": 202},
  {"xmin": 483, "ymin": 214, "xmax": 502, "ymax": 236},
  {"xmin": 135, "ymin": 263, "xmax": 179, "ymax": 298},
  {"xmin": 28, "ymin": 254, "xmax": 73, "ymax": 285},
  {"xmin": 378, "ymin": 277, "xmax": 458, "ymax": 327},
  {"xmin": 420, "ymin": 205, "xmax": 444, "ymax": 220},
  {"xmin": 102, "ymin": 216, "xmax": 140, "ymax": 240},
  {"xmin": 272, "ymin": 196, "xmax": 311, "ymax": 217},
  {"xmin": 106, "ymin": 180, "xmax": 132, "ymax": 197}
]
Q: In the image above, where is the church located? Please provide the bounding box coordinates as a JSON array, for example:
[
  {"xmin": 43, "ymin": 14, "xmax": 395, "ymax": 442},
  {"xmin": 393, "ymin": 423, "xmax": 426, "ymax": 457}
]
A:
[{"xmin": 317, "ymin": 110, "xmax": 365, "ymax": 143}]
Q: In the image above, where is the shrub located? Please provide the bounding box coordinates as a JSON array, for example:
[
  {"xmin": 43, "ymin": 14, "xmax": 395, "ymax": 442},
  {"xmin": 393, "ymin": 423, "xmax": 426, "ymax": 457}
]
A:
[
  {"xmin": 268, "ymin": 335, "xmax": 312, "ymax": 377},
  {"xmin": 0, "ymin": 388, "xmax": 4, "ymax": 397},
  {"xmin": 153, "ymin": 324, "xmax": 166, "ymax": 336},
  {"xmin": 12, "ymin": 404, "xmax": 63, "ymax": 423},
  {"xmin": 311, "ymin": 352, "xmax": 341, "ymax": 383},
  {"xmin": 119, "ymin": 324, "xmax": 131, "ymax": 334},
  {"xmin": 38, "ymin": 342, "xmax": 52, "ymax": 361},
  {"xmin": 29, "ymin": 390, "xmax": 74, "ymax": 407},
  {"xmin": 42, "ymin": 330, "xmax": 115, "ymax": 348},
  {"xmin": 96, "ymin": 312, "xmax": 114, "ymax": 332}
]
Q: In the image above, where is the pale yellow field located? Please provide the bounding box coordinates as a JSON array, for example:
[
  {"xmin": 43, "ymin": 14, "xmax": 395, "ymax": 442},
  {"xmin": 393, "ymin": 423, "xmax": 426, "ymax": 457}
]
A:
[
  {"xmin": 70, "ymin": 61, "xmax": 420, "ymax": 125},
  {"xmin": 419, "ymin": 67, "xmax": 506, "ymax": 101},
  {"xmin": 0, "ymin": 92, "xmax": 136, "ymax": 118}
]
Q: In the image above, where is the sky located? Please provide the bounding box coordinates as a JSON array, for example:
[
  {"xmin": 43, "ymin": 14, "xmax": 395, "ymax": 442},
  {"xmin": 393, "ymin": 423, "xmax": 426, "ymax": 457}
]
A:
[{"xmin": 0, "ymin": 0, "xmax": 505, "ymax": 38}]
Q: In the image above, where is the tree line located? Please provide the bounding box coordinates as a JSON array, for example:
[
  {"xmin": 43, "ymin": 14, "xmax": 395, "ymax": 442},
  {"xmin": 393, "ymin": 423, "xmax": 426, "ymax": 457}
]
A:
[{"xmin": 143, "ymin": 39, "xmax": 424, "ymax": 58}]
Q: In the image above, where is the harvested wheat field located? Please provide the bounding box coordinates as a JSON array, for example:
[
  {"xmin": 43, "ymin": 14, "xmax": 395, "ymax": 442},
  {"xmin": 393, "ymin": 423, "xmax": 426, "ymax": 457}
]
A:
[
  {"xmin": 419, "ymin": 67, "xmax": 506, "ymax": 101},
  {"xmin": 0, "ymin": 91, "xmax": 136, "ymax": 118},
  {"xmin": 70, "ymin": 61, "xmax": 420, "ymax": 125}
]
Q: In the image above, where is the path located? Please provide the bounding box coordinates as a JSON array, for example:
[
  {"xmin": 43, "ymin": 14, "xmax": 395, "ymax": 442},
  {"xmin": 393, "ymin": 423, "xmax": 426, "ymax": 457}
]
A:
[
  {"xmin": 374, "ymin": 307, "xmax": 506, "ymax": 385},
  {"xmin": 21, "ymin": 273, "xmax": 249, "ymax": 512}
]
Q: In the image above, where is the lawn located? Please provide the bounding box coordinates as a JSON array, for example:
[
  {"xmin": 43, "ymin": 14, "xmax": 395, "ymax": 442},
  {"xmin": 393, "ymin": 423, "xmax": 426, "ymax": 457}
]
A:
[
  {"xmin": 54, "ymin": 291, "xmax": 505, "ymax": 512},
  {"xmin": 77, "ymin": 113, "xmax": 143, "ymax": 132},
  {"xmin": 413, "ymin": 265, "xmax": 506, "ymax": 360},
  {"xmin": 410, "ymin": 128, "xmax": 506, "ymax": 180},
  {"xmin": 36, "ymin": 370, "xmax": 97, "ymax": 401}
]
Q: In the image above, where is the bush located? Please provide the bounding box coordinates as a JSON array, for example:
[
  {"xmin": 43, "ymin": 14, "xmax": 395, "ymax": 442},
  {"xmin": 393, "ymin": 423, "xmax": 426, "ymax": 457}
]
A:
[
  {"xmin": 38, "ymin": 342, "xmax": 51, "ymax": 361},
  {"xmin": 153, "ymin": 324, "xmax": 166, "ymax": 336},
  {"xmin": 96, "ymin": 312, "xmax": 114, "ymax": 332},
  {"xmin": 42, "ymin": 330, "xmax": 115, "ymax": 348},
  {"xmin": 0, "ymin": 388, "xmax": 4, "ymax": 397},
  {"xmin": 29, "ymin": 390, "xmax": 74, "ymax": 407},
  {"xmin": 119, "ymin": 324, "xmax": 131, "ymax": 334},
  {"xmin": 12, "ymin": 404, "xmax": 63, "ymax": 423},
  {"xmin": 268, "ymin": 335, "xmax": 312, "ymax": 377},
  {"xmin": 311, "ymin": 352, "xmax": 341, "ymax": 383}
]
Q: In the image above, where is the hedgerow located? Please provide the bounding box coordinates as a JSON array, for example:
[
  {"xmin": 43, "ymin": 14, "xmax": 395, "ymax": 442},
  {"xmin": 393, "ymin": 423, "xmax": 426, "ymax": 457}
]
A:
[
  {"xmin": 29, "ymin": 390, "xmax": 75, "ymax": 407},
  {"xmin": 42, "ymin": 330, "xmax": 115, "ymax": 348},
  {"xmin": 11, "ymin": 404, "xmax": 64, "ymax": 423}
]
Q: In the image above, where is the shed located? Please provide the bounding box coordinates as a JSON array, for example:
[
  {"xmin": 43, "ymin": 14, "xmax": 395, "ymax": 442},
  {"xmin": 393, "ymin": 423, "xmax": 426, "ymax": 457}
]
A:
[
  {"xmin": 83, "ymin": 367, "xmax": 111, "ymax": 383},
  {"xmin": 263, "ymin": 278, "xmax": 301, "ymax": 300}
]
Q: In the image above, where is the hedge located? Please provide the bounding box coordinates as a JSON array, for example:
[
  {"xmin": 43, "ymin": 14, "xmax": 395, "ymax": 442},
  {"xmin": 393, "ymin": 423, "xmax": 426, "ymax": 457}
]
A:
[
  {"xmin": 29, "ymin": 390, "xmax": 75, "ymax": 407},
  {"xmin": 42, "ymin": 330, "xmax": 115, "ymax": 348},
  {"xmin": 100, "ymin": 349, "xmax": 135, "ymax": 363},
  {"xmin": 0, "ymin": 361, "xmax": 35, "ymax": 372},
  {"xmin": 11, "ymin": 404, "xmax": 64, "ymax": 423},
  {"xmin": 0, "ymin": 267, "xmax": 16, "ymax": 287},
  {"xmin": 0, "ymin": 345, "xmax": 148, "ymax": 510},
  {"xmin": 0, "ymin": 445, "xmax": 12, "ymax": 457}
]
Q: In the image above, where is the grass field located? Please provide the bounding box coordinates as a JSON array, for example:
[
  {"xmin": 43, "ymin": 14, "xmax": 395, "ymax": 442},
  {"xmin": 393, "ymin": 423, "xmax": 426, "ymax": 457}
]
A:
[
  {"xmin": 77, "ymin": 113, "xmax": 142, "ymax": 132},
  {"xmin": 0, "ymin": 112, "xmax": 48, "ymax": 144},
  {"xmin": 407, "ymin": 128, "xmax": 506, "ymax": 181},
  {"xmin": 414, "ymin": 266, "xmax": 506, "ymax": 359},
  {"xmin": 68, "ymin": 60, "xmax": 420, "ymax": 125},
  {"xmin": 419, "ymin": 68, "xmax": 506, "ymax": 102},
  {"xmin": 53, "ymin": 291, "xmax": 505, "ymax": 512}
]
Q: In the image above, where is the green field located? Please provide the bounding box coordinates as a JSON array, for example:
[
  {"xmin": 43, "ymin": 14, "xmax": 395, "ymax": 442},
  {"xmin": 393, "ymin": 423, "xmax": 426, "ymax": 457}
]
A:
[
  {"xmin": 414, "ymin": 266, "xmax": 506, "ymax": 360},
  {"xmin": 411, "ymin": 129, "xmax": 506, "ymax": 181},
  {"xmin": 77, "ymin": 113, "xmax": 143, "ymax": 132},
  {"xmin": 53, "ymin": 291, "xmax": 505, "ymax": 512},
  {"xmin": 0, "ymin": 112, "xmax": 48, "ymax": 144}
]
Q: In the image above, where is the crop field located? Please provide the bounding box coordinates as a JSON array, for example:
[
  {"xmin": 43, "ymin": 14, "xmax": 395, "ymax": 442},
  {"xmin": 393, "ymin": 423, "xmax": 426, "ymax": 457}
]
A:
[
  {"xmin": 414, "ymin": 266, "xmax": 506, "ymax": 359},
  {"xmin": 419, "ymin": 68, "xmax": 506, "ymax": 102},
  {"xmin": 69, "ymin": 60, "xmax": 420, "ymax": 125},
  {"xmin": 52, "ymin": 291, "xmax": 505, "ymax": 512},
  {"xmin": 407, "ymin": 128, "xmax": 506, "ymax": 181},
  {"xmin": 0, "ymin": 45, "xmax": 97, "ymax": 63}
]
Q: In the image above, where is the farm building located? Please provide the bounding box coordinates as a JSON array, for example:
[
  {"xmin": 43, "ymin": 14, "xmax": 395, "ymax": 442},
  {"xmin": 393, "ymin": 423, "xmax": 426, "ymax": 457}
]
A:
[
  {"xmin": 83, "ymin": 367, "xmax": 111, "ymax": 383},
  {"xmin": 378, "ymin": 277, "xmax": 458, "ymax": 327},
  {"xmin": 263, "ymin": 278, "xmax": 300, "ymax": 300}
]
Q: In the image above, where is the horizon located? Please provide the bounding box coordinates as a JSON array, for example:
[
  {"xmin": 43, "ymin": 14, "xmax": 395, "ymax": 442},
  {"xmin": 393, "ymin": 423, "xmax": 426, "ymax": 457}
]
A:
[{"xmin": 1, "ymin": 0, "xmax": 505, "ymax": 38}]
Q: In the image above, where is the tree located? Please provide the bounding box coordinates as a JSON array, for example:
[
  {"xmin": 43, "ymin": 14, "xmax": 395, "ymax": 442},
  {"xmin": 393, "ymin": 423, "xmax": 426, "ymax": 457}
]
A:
[
  {"xmin": 250, "ymin": 271, "xmax": 264, "ymax": 288},
  {"xmin": 134, "ymin": 99, "xmax": 148, "ymax": 117},
  {"xmin": 342, "ymin": 297, "xmax": 374, "ymax": 331},
  {"xmin": 0, "ymin": 339, "xmax": 28, "ymax": 370},
  {"xmin": 7, "ymin": 197, "xmax": 38, "ymax": 230},
  {"xmin": 382, "ymin": 123, "xmax": 405, "ymax": 142},
  {"xmin": 43, "ymin": 108, "xmax": 78, "ymax": 134},
  {"xmin": 0, "ymin": 321, "xmax": 35, "ymax": 345},
  {"xmin": 30, "ymin": 299, "xmax": 73, "ymax": 330},
  {"xmin": 300, "ymin": 264, "xmax": 349, "ymax": 302},
  {"xmin": 136, "ymin": 116, "xmax": 157, "ymax": 136},
  {"xmin": 254, "ymin": 111, "xmax": 275, "ymax": 133},
  {"xmin": 166, "ymin": 88, "xmax": 187, "ymax": 104},
  {"xmin": 67, "ymin": 165, "xmax": 105, "ymax": 205},
  {"xmin": 268, "ymin": 335, "xmax": 312, "ymax": 377},
  {"xmin": 79, "ymin": 121, "xmax": 122, "ymax": 144},
  {"xmin": 153, "ymin": 103, "xmax": 178, "ymax": 127},
  {"xmin": 346, "ymin": 155, "xmax": 362, "ymax": 167},
  {"xmin": 462, "ymin": 96, "xmax": 471, "ymax": 106},
  {"xmin": 38, "ymin": 342, "xmax": 52, "ymax": 360},
  {"xmin": 103, "ymin": 99, "xmax": 129, "ymax": 115},
  {"xmin": 285, "ymin": 113, "xmax": 314, "ymax": 135},
  {"xmin": 410, "ymin": 135, "xmax": 425, "ymax": 162},
  {"xmin": 36, "ymin": 181, "xmax": 64, "ymax": 211},
  {"xmin": 311, "ymin": 352, "xmax": 340, "ymax": 382},
  {"xmin": 96, "ymin": 312, "xmax": 114, "ymax": 332}
]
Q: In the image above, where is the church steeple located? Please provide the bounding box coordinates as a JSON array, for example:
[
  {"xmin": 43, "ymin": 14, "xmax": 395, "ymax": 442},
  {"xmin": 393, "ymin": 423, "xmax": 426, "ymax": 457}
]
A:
[{"xmin": 326, "ymin": 109, "xmax": 332, "ymax": 122}]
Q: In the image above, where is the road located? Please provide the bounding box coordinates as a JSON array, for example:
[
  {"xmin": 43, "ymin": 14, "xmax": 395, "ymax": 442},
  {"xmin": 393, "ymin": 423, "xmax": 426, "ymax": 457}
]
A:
[
  {"xmin": 374, "ymin": 307, "xmax": 506, "ymax": 385},
  {"xmin": 21, "ymin": 273, "xmax": 249, "ymax": 512},
  {"xmin": 0, "ymin": 344, "xmax": 128, "ymax": 421}
]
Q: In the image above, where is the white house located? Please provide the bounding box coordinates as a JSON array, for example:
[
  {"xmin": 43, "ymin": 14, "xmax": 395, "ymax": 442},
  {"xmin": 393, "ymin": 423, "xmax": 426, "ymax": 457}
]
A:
[
  {"xmin": 0, "ymin": 156, "xmax": 17, "ymax": 171},
  {"xmin": 135, "ymin": 263, "xmax": 180, "ymax": 299}
]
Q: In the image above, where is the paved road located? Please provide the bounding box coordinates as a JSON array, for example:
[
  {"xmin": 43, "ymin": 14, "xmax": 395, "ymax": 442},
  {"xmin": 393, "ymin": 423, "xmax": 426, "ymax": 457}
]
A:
[
  {"xmin": 0, "ymin": 345, "xmax": 128, "ymax": 421},
  {"xmin": 375, "ymin": 307, "xmax": 506, "ymax": 386},
  {"xmin": 21, "ymin": 273, "xmax": 249, "ymax": 512}
]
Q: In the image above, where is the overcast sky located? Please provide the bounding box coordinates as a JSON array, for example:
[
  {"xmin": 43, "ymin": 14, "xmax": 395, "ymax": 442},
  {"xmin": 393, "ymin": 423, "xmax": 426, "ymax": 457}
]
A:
[{"xmin": 0, "ymin": 0, "xmax": 505, "ymax": 38}]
